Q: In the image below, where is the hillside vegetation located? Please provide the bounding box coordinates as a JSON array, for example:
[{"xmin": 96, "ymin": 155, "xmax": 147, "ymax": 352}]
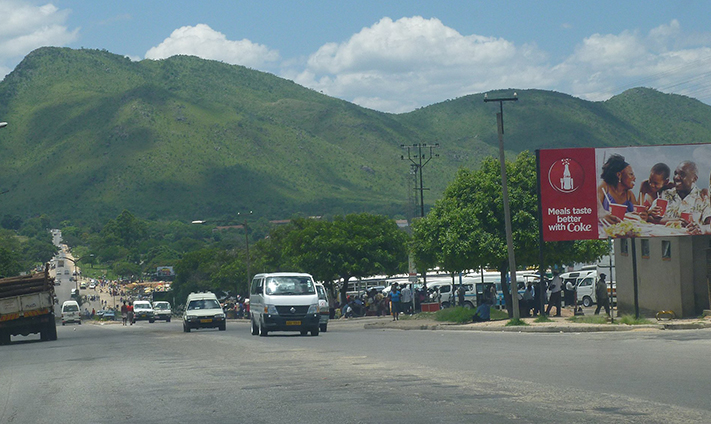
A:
[{"xmin": 1, "ymin": 47, "xmax": 711, "ymax": 226}]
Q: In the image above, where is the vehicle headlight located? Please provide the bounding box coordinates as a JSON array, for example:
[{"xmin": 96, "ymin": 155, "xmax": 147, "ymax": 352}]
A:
[
  {"xmin": 307, "ymin": 304, "xmax": 318, "ymax": 314},
  {"xmin": 215, "ymin": 313, "xmax": 225, "ymax": 319},
  {"xmin": 265, "ymin": 304, "xmax": 279, "ymax": 315},
  {"xmin": 186, "ymin": 315, "xmax": 197, "ymax": 320}
]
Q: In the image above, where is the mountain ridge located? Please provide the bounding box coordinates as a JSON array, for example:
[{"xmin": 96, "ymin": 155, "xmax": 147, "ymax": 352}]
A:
[{"xmin": 1, "ymin": 47, "xmax": 710, "ymax": 225}]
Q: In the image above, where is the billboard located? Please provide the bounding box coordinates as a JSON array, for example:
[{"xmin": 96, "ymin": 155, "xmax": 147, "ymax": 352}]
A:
[
  {"xmin": 539, "ymin": 144, "xmax": 711, "ymax": 242},
  {"xmin": 156, "ymin": 266, "xmax": 175, "ymax": 277}
]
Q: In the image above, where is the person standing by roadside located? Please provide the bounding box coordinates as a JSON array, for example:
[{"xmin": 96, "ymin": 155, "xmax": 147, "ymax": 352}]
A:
[
  {"xmin": 120, "ymin": 301, "xmax": 128, "ymax": 326},
  {"xmin": 389, "ymin": 283, "xmax": 401, "ymax": 321},
  {"xmin": 545, "ymin": 270, "xmax": 563, "ymax": 317},
  {"xmin": 594, "ymin": 273, "xmax": 611, "ymax": 317},
  {"xmin": 400, "ymin": 284, "xmax": 413, "ymax": 315}
]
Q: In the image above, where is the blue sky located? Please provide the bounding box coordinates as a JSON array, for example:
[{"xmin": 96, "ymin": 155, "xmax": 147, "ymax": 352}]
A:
[{"xmin": 2, "ymin": 0, "xmax": 711, "ymax": 113}]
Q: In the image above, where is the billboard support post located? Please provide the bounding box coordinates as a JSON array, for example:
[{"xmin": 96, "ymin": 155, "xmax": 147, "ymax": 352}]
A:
[
  {"xmin": 631, "ymin": 239, "xmax": 640, "ymax": 318},
  {"xmin": 485, "ymin": 93, "xmax": 519, "ymax": 319}
]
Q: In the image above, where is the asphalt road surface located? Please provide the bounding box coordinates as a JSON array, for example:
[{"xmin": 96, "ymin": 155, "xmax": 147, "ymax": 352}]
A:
[{"xmin": 2, "ymin": 318, "xmax": 710, "ymax": 424}]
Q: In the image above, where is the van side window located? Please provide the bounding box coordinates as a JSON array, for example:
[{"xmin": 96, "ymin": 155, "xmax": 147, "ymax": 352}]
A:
[{"xmin": 250, "ymin": 277, "xmax": 263, "ymax": 295}]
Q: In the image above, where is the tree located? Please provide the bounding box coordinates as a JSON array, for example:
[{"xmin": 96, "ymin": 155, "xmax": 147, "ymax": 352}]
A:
[{"xmin": 412, "ymin": 151, "xmax": 608, "ymax": 315}]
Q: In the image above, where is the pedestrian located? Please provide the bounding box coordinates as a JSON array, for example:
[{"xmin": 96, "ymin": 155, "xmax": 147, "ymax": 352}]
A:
[
  {"xmin": 545, "ymin": 270, "xmax": 563, "ymax": 317},
  {"xmin": 389, "ymin": 283, "xmax": 401, "ymax": 321},
  {"xmin": 594, "ymin": 273, "xmax": 611, "ymax": 316},
  {"xmin": 120, "ymin": 301, "xmax": 128, "ymax": 326},
  {"xmin": 523, "ymin": 282, "xmax": 534, "ymax": 317},
  {"xmin": 400, "ymin": 284, "xmax": 413, "ymax": 315},
  {"xmin": 127, "ymin": 301, "xmax": 134, "ymax": 325}
]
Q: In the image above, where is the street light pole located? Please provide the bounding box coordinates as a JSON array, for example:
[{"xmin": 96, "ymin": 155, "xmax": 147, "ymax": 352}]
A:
[{"xmin": 484, "ymin": 92, "xmax": 520, "ymax": 320}]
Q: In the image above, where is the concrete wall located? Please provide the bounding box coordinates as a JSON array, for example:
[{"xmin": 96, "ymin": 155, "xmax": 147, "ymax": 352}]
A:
[{"xmin": 616, "ymin": 237, "xmax": 708, "ymax": 318}]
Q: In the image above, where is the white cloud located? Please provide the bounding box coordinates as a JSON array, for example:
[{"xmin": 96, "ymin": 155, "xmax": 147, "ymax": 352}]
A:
[
  {"xmin": 288, "ymin": 17, "xmax": 711, "ymax": 112},
  {"xmin": 0, "ymin": 0, "xmax": 79, "ymax": 78},
  {"xmin": 291, "ymin": 16, "xmax": 553, "ymax": 113},
  {"xmin": 144, "ymin": 24, "xmax": 279, "ymax": 68}
]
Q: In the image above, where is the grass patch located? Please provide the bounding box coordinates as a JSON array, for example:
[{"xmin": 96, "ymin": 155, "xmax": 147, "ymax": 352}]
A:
[
  {"xmin": 567, "ymin": 315, "xmax": 610, "ymax": 324},
  {"xmin": 505, "ymin": 318, "xmax": 529, "ymax": 326},
  {"xmin": 534, "ymin": 314, "xmax": 553, "ymax": 323},
  {"xmin": 618, "ymin": 314, "xmax": 653, "ymax": 325},
  {"xmin": 434, "ymin": 306, "xmax": 475, "ymax": 323},
  {"xmin": 490, "ymin": 308, "xmax": 509, "ymax": 321}
]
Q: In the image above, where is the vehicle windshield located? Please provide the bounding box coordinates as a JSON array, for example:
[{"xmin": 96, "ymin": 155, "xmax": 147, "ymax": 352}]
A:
[
  {"xmin": 265, "ymin": 276, "xmax": 316, "ymax": 295},
  {"xmin": 64, "ymin": 304, "xmax": 78, "ymax": 312},
  {"xmin": 134, "ymin": 303, "xmax": 151, "ymax": 309},
  {"xmin": 153, "ymin": 303, "xmax": 170, "ymax": 310},
  {"xmin": 187, "ymin": 299, "xmax": 221, "ymax": 310}
]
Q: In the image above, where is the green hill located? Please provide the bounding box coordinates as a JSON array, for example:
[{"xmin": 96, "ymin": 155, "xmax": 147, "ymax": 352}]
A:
[{"xmin": 1, "ymin": 47, "xmax": 711, "ymax": 225}]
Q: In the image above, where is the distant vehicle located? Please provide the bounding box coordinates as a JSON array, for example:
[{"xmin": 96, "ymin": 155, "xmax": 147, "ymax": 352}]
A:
[
  {"xmin": 315, "ymin": 283, "xmax": 329, "ymax": 332},
  {"xmin": 88, "ymin": 282, "xmax": 96, "ymax": 289},
  {"xmin": 575, "ymin": 271, "xmax": 617, "ymax": 307},
  {"xmin": 80, "ymin": 282, "xmax": 87, "ymax": 289},
  {"xmin": 64, "ymin": 270, "xmax": 69, "ymax": 275},
  {"xmin": 132, "ymin": 301, "xmax": 155, "ymax": 323},
  {"xmin": 100, "ymin": 309, "xmax": 115, "ymax": 321},
  {"xmin": 183, "ymin": 292, "xmax": 226, "ymax": 332},
  {"xmin": 152, "ymin": 301, "xmax": 172, "ymax": 322},
  {"xmin": 61, "ymin": 300, "xmax": 81, "ymax": 325},
  {"xmin": 70, "ymin": 288, "xmax": 77, "ymax": 296}
]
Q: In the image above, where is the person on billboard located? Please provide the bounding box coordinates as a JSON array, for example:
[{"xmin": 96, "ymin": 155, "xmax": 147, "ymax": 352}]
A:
[
  {"xmin": 659, "ymin": 161, "xmax": 711, "ymax": 234},
  {"xmin": 638, "ymin": 163, "xmax": 674, "ymax": 222},
  {"xmin": 597, "ymin": 154, "xmax": 645, "ymax": 225}
]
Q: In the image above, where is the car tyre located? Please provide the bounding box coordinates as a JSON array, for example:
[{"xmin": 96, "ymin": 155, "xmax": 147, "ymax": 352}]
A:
[
  {"xmin": 149, "ymin": 319, "xmax": 155, "ymax": 323},
  {"xmin": 583, "ymin": 296, "xmax": 593, "ymax": 307},
  {"xmin": 219, "ymin": 323, "xmax": 226, "ymax": 331},
  {"xmin": 166, "ymin": 318, "xmax": 171, "ymax": 323},
  {"xmin": 310, "ymin": 327, "xmax": 320, "ymax": 336},
  {"xmin": 183, "ymin": 323, "xmax": 191, "ymax": 333},
  {"xmin": 300, "ymin": 330, "xmax": 308, "ymax": 336},
  {"xmin": 320, "ymin": 323, "xmax": 327, "ymax": 332},
  {"xmin": 259, "ymin": 322, "xmax": 268, "ymax": 337},
  {"xmin": 251, "ymin": 319, "xmax": 259, "ymax": 335}
]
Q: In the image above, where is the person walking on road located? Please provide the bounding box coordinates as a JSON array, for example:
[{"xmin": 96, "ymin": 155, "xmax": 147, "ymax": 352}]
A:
[
  {"xmin": 545, "ymin": 270, "xmax": 563, "ymax": 317},
  {"xmin": 594, "ymin": 273, "xmax": 611, "ymax": 316},
  {"xmin": 127, "ymin": 301, "xmax": 134, "ymax": 325}
]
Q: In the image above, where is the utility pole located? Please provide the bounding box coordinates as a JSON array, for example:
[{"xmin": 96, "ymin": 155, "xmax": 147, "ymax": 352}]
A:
[
  {"xmin": 401, "ymin": 143, "xmax": 439, "ymax": 218},
  {"xmin": 484, "ymin": 92, "xmax": 520, "ymax": 320},
  {"xmin": 238, "ymin": 211, "xmax": 253, "ymax": 289}
]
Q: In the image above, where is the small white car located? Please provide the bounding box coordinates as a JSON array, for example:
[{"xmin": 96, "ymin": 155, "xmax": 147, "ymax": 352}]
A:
[
  {"xmin": 152, "ymin": 301, "xmax": 172, "ymax": 322},
  {"xmin": 132, "ymin": 300, "xmax": 155, "ymax": 323},
  {"xmin": 183, "ymin": 292, "xmax": 226, "ymax": 332}
]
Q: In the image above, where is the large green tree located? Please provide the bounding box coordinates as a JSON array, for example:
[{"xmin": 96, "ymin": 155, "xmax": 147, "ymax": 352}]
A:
[{"xmin": 412, "ymin": 151, "xmax": 608, "ymax": 314}]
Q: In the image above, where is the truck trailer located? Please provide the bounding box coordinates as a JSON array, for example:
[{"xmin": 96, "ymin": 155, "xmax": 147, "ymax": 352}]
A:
[{"xmin": 0, "ymin": 265, "xmax": 58, "ymax": 344}]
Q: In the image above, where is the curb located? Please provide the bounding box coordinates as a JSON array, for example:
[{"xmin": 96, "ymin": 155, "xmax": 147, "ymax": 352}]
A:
[{"xmin": 363, "ymin": 320, "xmax": 711, "ymax": 333}]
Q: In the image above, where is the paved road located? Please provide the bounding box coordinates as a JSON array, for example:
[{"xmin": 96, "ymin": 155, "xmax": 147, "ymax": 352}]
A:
[{"xmin": 2, "ymin": 317, "xmax": 710, "ymax": 424}]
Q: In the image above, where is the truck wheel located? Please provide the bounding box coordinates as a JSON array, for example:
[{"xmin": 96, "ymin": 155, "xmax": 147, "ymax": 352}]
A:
[
  {"xmin": 583, "ymin": 296, "xmax": 593, "ymax": 307},
  {"xmin": 48, "ymin": 322, "xmax": 58, "ymax": 341},
  {"xmin": 251, "ymin": 319, "xmax": 259, "ymax": 335},
  {"xmin": 0, "ymin": 331, "xmax": 10, "ymax": 345}
]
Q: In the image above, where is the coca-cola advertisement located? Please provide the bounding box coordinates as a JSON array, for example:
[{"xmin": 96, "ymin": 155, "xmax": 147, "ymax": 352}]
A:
[{"xmin": 538, "ymin": 143, "xmax": 711, "ymax": 241}]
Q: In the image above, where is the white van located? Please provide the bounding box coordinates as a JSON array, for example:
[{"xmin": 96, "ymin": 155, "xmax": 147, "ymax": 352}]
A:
[
  {"xmin": 575, "ymin": 271, "xmax": 617, "ymax": 307},
  {"xmin": 315, "ymin": 283, "xmax": 329, "ymax": 332},
  {"xmin": 249, "ymin": 272, "xmax": 320, "ymax": 336},
  {"xmin": 182, "ymin": 292, "xmax": 226, "ymax": 332},
  {"xmin": 61, "ymin": 300, "xmax": 81, "ymax": 325}
]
